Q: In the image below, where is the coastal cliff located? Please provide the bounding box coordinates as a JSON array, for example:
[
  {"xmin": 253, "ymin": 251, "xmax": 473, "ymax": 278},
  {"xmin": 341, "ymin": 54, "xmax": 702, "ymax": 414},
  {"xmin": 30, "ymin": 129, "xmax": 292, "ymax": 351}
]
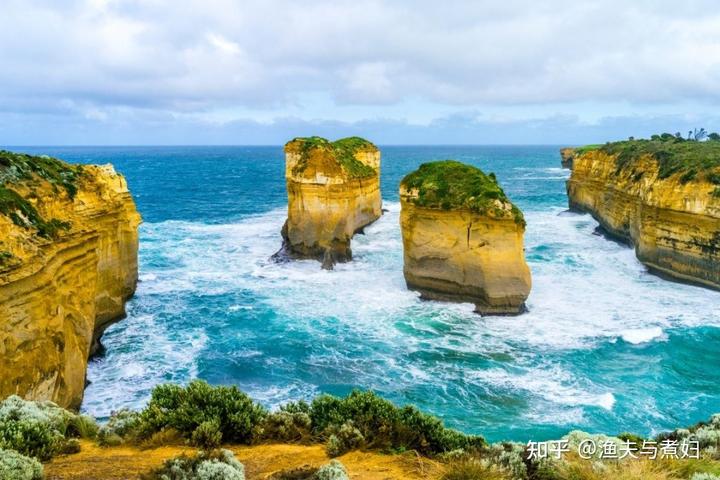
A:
[
  {"xmin": 0, "ymin": 150, "xmax": 140, "ymax": 409},
  {"xmin": 560, "ymin": 147, "xmax": 576, "ymax": 169},
  {"xmin": 400, "ymin": 161, "xmax": 531, "ymax": 315},
  {"xmin": 565, "ymin": 139, "xmax": 720, "ymax": 289},
  {"xmin": 278, "ymin": 136, "xmax": 382, "ymax": 269}
]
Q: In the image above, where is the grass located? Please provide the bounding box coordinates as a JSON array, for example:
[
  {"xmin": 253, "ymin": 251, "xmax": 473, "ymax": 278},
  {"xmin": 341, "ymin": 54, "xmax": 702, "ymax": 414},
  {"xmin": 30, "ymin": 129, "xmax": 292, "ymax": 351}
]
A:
[
  {"xmin": 581, "ymin": 138, "xmax": 720, "ymax": 182},
  {"xmin": 400, "ymin": 160, "xmax": 525, "ymax": 225},
  {"xmin": 0, "ymin": 150, "xmax": 80, "ymax": 239},
  {"xmin": 574, "ymin": 144, "xmax": 602, "ymax": 155},
  {"xmin": 286, "ymin": 136, "xmax": 378, "ymax": 179}
]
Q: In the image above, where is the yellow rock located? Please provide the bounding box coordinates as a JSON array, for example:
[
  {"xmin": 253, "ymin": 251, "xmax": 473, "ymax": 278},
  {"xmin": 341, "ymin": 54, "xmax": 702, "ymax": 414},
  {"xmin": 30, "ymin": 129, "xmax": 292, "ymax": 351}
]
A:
[
  {"xmin": 560, "ymin": 147, "xmax": 576, "ymax": 169},
  {"xmin": 399, "ymin": 161, "xmax": 531, "ymax": 315},
  {"xmin": 0, "ymin": 155, "xmax": 140, "ymax": 409},
  {"xmin": 566, "ymin": 148, "xmax": 720, "ymax": 289},
  {"xmin": 278, "ymin": 137, "xmax": 382, "ymax": 269}
]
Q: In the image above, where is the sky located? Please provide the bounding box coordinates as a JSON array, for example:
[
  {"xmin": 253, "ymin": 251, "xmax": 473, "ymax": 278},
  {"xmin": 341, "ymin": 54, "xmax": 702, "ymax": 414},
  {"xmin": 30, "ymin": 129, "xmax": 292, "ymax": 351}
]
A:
[{"xmin": 1, "ymin": 0, "xmax": 719, "ymax": 145}]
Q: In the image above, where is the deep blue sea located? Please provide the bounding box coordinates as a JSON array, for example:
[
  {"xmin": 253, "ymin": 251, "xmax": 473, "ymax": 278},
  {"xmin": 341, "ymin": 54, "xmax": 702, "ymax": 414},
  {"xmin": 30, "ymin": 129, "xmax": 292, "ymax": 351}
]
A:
[{"xmin": 10, "ymin": 145, "xmax": 720, "ymax": 443}]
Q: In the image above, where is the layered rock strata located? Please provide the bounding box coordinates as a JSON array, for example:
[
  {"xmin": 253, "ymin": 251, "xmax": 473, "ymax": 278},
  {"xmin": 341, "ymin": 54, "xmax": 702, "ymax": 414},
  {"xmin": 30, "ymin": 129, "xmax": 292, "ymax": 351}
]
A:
[
  {"xmin": 277, "ymin": 137, "xmax": 382, "ymax": 269},
  {"xmin": 400, "ymin": 161, "xmax": 531, "ymax": 315},
  {"xmin": 565, "ymin": 142, "xmax": 720, "ymax": 289},
  {"xmin": 0, "ymin": 151, "xmax": 140, "ymax": 409}
]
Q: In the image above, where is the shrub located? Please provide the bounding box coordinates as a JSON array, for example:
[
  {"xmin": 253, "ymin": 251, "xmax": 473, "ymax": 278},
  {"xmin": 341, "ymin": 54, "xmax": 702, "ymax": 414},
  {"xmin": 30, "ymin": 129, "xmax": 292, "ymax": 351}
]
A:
[
  {"xmin": 137, "ymin": 380, "xmax": 267, "ymax": 444},
  {"xmin": 0, "ymin": 395, "xmax": 74, "ymax": 460},
  {"xmin": 97, "ymin": 409, "xmax": 141, "ymax": 446},
  {"xmin": 59, "ymin": 438, "xmax": 81, "ymax": 455},
  {"xmin": 314, "ymin": 460, "xmax": 349, "ymax": 480},
  {"xmin": 142, "ymin": 449, "xmax": 245, "ymax": 480},
  {"xmin": 191, "ymin": 420, "xmax": 222, "ymax": 449},
  {"xmin": 309, "ymin": 390, "xmax": 485, "ymax": 456},
  {"xmin": 325, "ymin": 421, "xmax": 364, "ymax": 457},
  {"xmin": 0, "ymin": 448, "xmax": 43, "ymax": 480},
  {"xmin": 253, "ymin": 408, "xmax": 312, "ymax": 444},
  {"xmin": 691, "ymin": 474, "xmax": 720, "ymax": 480},
  {"xmin": 67, "ymin": 414, "xmax": 99, "ymax": 440}
]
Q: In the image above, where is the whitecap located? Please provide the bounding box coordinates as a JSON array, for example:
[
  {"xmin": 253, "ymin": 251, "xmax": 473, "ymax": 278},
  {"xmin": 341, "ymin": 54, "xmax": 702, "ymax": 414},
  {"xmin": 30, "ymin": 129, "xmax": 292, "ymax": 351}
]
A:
[{"xmin": 620, "ymin": 327, "xmax": 665, "ymax": 345}]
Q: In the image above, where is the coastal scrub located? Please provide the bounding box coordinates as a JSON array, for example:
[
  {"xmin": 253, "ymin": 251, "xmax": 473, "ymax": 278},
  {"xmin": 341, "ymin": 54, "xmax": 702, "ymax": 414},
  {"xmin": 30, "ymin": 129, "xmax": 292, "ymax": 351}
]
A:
[
  {"xmin": 287, "ymin": 136, "xmax": 377, "ymax": 179},
  {"xmin": 400, "ymin": 160, "xmax": 524, "ymax": 225}
]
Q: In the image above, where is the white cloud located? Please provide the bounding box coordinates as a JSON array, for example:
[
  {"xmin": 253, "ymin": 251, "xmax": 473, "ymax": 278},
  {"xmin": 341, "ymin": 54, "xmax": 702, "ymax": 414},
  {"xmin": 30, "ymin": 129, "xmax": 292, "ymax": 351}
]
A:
[{"xmin": 0, "ymin": 0, "xmax": 719, "ymax": 143}]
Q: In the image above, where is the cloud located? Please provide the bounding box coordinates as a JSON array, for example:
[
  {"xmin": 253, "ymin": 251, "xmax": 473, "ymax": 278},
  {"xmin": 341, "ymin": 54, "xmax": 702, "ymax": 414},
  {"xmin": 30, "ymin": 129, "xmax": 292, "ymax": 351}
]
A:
[{"xmin": 0, "ymin": 0, "xmax": 719, "ymax": 143}]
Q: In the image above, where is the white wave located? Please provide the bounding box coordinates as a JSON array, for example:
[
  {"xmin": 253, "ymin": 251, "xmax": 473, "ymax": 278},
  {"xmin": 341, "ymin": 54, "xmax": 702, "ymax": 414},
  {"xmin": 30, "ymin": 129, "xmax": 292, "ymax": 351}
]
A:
[
  {"xmin": 84, "ymin": 198, "xmax": 719, "ymax": 427},
  {"xmin": 620, "ymin": 327, "xmax": 665, "ymax": 345}
]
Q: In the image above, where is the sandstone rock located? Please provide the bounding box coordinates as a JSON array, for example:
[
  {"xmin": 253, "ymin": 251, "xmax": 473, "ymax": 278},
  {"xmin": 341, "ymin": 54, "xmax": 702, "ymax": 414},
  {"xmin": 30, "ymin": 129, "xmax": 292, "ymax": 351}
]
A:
[
  {"xmin": 566, "ymin": 143, "xmax": 720, "ymax": 290},
  {"xmin": 0, "ymin": 151, "xmax": 140, "ymax": 409},
  {"xmin": 400, "ymin": 161, "xmax": 531, "ymax": 315},
  {"xmin": 560, "ymin": 147, "xmax": 576, "ymax": 169},
  {"xmin": 276, "ymin": 137, "xmax": 382, "ymax": 269}
]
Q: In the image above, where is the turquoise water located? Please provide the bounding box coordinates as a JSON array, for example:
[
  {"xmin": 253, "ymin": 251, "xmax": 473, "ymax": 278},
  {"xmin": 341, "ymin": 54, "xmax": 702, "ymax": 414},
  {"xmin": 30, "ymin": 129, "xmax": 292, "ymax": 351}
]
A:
[{"xmin": 12, "ymin": 145, "xmax": 720, "ymax": 442}]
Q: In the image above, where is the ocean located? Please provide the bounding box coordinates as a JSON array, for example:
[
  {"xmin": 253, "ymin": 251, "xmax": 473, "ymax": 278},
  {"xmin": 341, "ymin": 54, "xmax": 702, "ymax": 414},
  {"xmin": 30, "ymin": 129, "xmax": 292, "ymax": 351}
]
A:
[{"xmin": 11, "ymin": 145, "xmax": 720, "ymax": 443}]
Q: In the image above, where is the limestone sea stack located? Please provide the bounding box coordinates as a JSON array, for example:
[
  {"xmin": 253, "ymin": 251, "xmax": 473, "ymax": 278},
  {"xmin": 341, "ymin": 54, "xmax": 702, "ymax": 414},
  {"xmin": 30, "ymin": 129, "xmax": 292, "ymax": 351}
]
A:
[
  {"xmin": 565, "ymin": 139, "xmax": 720, "ymax": 289},
  {"xmin": 0, "ymin": 150, "xmax": 141, "ymax": 409},
  {"xmin": 400, "ymin": 161, "xmax": 531, "ymax": 315},
  {"xmin": 277, "ymin": 136, "xmax": 382, "ymax": 269}
]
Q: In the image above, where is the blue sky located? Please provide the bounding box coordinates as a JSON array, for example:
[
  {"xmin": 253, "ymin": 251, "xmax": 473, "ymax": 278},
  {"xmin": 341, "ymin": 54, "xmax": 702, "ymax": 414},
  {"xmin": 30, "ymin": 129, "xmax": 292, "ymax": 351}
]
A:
[{"xmin": 1, "ymin": 0, "xmax": 719, "ymax": 145}]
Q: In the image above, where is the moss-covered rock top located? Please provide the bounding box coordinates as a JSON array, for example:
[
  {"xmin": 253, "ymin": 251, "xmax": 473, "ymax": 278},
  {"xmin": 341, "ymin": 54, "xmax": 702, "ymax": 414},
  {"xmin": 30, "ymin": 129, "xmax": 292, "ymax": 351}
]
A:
[
  {"xmin": 400, "ymin": 160, "xmax": 524, "ymax": 225},
  {"xmin": 285, "ymin": 136, "xmax": 378, "ymax": 179},
  {"xmin": 0, "ymin": 150, "xmax": 82, "ymax": 238},
  {"xmin": 577, "ymin": 137, "xmax": 720, "ymax": 189}
]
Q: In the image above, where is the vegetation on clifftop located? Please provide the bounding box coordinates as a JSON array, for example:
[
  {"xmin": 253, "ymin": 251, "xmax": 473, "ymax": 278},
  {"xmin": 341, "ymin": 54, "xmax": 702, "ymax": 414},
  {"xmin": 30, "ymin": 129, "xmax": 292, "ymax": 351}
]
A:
[
  {"xmin": 0, "ymin": 150, "xmax": 81, "ymax": 238},
  {"xmin": 3, "ymin": 385, "xmax": 720, "ymax": 479},
  {"xmin": 401, "ymin": 160, "xmax": 525, "ymax": 225},
  {"xmin": 576, "ymin": 134, "xmax": 720, "ymax": 193},
  {"xmin": 286, "ymin": 136, "xmax": 378, "ymax": 179}
]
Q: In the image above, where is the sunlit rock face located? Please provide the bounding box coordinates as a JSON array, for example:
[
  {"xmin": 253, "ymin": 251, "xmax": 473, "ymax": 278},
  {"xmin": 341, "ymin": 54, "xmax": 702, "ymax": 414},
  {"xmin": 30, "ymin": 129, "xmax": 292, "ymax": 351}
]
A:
[
  {"xmin": 566, "ymin": 147, "xmax": 720, "ymax": 290},
  {"xmin": 399, "ymin": 161, "xmax": 531, "ymax": 315},
  {"xmin": 277, "ymin": 137, "xmax": 382, "ymax": 269},
  {"xmin": 560, "ymin": 147, "xmax": 576, "ymax": 169},
  {"xmin": 0, "ymin": 151, "xmax": 140, "ymax": 409}
]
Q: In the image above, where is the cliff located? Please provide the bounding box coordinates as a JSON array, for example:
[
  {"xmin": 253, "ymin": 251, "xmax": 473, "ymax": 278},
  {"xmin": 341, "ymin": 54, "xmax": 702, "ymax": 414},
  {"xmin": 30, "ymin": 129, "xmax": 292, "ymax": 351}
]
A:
[
  {"xmin": 277, "ymin": 136, "xmax": 382, "ymax": 269},
  {"xmin": 400, "ymin": 161, "xmax": 531, "ymax": 315},
  {"xmin": 560, "ymin": 147, "xmax": 576, "ymax": 169},
  {"xmin": 565, "ymin": 139, "xmax": 720, "ymax": 289},
  {"xmin": 0, "ymin": 150, "xmax": 141, "ymax": 409}
]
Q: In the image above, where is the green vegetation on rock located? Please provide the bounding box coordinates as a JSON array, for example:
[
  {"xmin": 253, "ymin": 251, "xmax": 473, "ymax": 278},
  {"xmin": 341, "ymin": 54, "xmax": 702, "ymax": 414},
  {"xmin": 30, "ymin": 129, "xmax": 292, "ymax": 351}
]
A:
[
  {"xmin": 579, "ymin": 136, "xmax": 720, "ymax": 186},
  {"xmin": 401, "ymin": 160, "xmax": 525, "ymax": 225},
  {"xmin": 287, "ymin": 136, "xmax": 377, "ymax": 179},
  {"xmin": 0, "ymin": 150, "xmax": 80, "ymax": 238}
]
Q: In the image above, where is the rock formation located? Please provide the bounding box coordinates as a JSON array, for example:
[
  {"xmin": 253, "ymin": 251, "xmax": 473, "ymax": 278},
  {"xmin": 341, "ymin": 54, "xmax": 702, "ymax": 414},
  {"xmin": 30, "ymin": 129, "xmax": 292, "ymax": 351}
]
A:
[
  {"xmin": 400, "ymin": 161, "xmax": 531, "ymax": 315},
  {"xmin": 277, "ymin": 137, "xmax": 382, "ymax": 269},
  {"xmin": 565, "ymin": 140, "xmax": 720, "ymax": 290},
  {"xmin": 0, "ymin": 150, "xmax": 141, "ymax": 409},
  {"xmin": 560, "ymin": 147, "xmax": 576, "ymax": 169}
]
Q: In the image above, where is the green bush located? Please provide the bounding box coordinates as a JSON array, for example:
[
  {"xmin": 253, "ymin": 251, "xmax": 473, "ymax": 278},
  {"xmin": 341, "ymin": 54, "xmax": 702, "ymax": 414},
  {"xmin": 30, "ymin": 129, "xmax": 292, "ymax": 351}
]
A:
[
  {"xmin": 325, "ymin": 421, "xmax": 364, "ymax": 457},
  {"xmin": 253, "ymin": 407, "xmax": 312, "ymax": 443},
  {"xmin": 0, "ymin": 448, "xmax": 43, "ymax": 480},
  {"xmin": 309, "ymin": 390, "xmax": 485, "ymax": 457},
  {"xmin": 137, "ymin": 380, "xmax": 267, "ymax": 444},
  {"xmin": 191, "ymin": 420, "xmax": 222, "ymax": 449},
  {"xmin": 142, "ymin": 449, "xmax": 245, "ymax": 480},
  {"xmin": 314, "ymin": 460, "xmax": 349, "ymax": 480},
  {"xmin": 0, "ymin": 395, "xmax": 74, "ymax": 460},
  {"xmin": 67, "ymin": 414, "xmax": 100, "ymax": 440},
  {"xmin": 97, "ymin": 409, "xmax": 141, "ymax": 446}
]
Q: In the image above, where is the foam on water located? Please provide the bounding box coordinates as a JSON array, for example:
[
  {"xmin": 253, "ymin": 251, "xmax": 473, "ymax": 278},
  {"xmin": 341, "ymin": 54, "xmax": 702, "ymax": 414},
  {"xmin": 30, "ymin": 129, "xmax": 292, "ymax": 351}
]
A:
[
  {"xmin": 84, "ymin": 194, "xmax": 720, "ymax": 439},
  {"xmin": 55, "ymin": 144, "xmax": 718, "ymax": 442}
]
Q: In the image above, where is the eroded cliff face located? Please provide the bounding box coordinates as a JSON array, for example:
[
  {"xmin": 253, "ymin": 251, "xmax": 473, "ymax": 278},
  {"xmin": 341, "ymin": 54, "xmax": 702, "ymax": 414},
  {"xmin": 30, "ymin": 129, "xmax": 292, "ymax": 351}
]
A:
[
  {"xmin": 0, "ymin": 152, "xmax": 140, "ymax": 409},
  {"xmin": 560, "ymin": 147, "xmax": 576, "ymax": 169},
  {"xmin": 566, "ymin": 149, "xmax": 720, "ymax": 289},
  {"xmin": 399, "ymin": 161, "xmax": 531, "ymax": 315},
  {"xmin": 278, "ymin": 137, "xmax": 382, "ymax": 269}
]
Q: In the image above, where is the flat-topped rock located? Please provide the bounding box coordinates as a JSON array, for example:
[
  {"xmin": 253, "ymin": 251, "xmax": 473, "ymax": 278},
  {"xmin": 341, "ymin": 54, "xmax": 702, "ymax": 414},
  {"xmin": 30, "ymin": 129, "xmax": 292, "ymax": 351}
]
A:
[{"xmin": 399, "ymin": 160, "xmax": 531, "ymax": 315}]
